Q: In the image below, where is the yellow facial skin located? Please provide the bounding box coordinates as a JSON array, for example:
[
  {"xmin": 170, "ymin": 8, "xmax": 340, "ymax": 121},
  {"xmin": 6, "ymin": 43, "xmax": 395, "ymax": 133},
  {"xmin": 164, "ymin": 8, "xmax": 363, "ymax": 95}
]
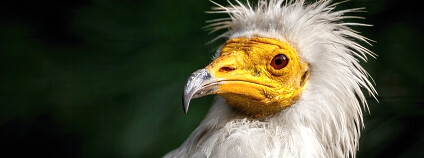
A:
[{"xmin": 206, "ymin": 37, "xmax": 309, "ymax": 117}]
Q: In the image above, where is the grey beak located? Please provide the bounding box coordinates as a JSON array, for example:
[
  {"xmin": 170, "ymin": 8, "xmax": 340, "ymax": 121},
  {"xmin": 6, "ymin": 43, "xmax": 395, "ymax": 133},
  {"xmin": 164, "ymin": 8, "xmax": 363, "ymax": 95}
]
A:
[{"xmin": 182, "ymin": 69, "xmax": 219, "ymax": 114}]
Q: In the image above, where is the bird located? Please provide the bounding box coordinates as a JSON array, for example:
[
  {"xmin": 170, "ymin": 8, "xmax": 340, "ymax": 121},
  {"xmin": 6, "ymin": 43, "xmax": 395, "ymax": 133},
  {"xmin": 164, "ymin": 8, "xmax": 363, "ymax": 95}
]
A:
[{"xmin": 166, "ymin": 0, "xmax": 377, "ymax": 157}]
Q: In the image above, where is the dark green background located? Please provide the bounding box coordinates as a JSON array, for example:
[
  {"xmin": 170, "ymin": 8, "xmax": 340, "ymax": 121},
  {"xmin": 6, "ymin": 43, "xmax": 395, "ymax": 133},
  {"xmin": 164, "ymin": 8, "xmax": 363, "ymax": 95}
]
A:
[{"xmin": 0, "ymin": 0, "xmax": 423, "ymax": 157}]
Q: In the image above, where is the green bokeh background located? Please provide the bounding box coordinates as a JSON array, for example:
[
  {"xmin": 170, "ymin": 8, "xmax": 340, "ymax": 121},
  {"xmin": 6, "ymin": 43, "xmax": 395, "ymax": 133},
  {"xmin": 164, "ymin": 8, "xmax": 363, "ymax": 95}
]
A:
[{"xmin": 0, "ymin": 0, "xmax": 423, "ymax": 157}]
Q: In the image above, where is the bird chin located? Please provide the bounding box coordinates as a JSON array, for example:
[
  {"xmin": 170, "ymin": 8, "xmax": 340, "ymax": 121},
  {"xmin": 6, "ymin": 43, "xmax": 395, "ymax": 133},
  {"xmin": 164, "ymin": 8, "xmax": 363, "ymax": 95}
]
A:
[{"xmin": 218, "ymin": 94, "xmax": 281, "ymax": 118}]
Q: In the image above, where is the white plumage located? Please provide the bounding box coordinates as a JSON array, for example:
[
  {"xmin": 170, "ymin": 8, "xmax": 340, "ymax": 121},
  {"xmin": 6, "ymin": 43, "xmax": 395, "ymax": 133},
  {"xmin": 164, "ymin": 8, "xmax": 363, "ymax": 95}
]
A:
[{"xmin": 166, "ymin": 0, "xmax": 377, "ymax": 157}]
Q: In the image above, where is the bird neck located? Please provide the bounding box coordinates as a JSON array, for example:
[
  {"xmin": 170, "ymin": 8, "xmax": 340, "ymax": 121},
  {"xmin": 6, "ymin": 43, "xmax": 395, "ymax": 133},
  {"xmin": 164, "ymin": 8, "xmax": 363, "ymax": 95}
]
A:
[{"xmin": 170, "ymin": 86, "xmax": 363, "ymax": 158}]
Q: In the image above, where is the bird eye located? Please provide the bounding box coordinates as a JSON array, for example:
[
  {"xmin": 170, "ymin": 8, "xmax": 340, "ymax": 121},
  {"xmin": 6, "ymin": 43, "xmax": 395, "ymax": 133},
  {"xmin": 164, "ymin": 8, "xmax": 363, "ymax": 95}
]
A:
[{"xmin": 270, "ymin": 54, "xmax": 288, "ymax": 70}]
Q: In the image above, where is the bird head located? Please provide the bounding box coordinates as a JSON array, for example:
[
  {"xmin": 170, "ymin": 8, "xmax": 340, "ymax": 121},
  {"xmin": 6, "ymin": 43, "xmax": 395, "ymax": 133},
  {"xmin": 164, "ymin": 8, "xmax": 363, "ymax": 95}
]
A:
[
  {"xmin": 182, "ymin": 0, "xmax": 376, "ymax": 120},
  {"xmin": 184, "ymin": 37, "xmax": 309, "ymax": 117}
]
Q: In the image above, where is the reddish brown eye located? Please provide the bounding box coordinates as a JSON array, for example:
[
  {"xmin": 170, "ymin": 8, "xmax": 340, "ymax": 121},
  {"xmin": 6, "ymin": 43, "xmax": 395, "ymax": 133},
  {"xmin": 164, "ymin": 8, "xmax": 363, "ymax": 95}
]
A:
[{"xmin": 270, "ymin": 54, "xmax": 288, "ymax": 70}]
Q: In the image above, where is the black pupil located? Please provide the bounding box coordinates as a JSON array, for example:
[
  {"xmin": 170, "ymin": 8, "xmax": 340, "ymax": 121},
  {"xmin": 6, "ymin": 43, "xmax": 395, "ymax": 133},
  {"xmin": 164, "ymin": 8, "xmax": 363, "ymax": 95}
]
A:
[{"xmin": 275, "ymin": 59, "xmax": 282, "ymax": 65}]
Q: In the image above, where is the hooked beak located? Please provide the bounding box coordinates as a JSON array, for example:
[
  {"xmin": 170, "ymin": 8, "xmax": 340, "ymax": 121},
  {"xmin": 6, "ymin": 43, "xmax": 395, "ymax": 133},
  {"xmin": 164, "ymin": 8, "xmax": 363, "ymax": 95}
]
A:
[{"xmin": 182, "ymin": 69, "xmax": 218, "ymax": 113}]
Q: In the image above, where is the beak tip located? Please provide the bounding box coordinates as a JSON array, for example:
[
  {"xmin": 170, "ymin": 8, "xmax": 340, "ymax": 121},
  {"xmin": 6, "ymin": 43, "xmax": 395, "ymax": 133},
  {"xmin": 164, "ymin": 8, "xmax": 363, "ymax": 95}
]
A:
[
  {"xmin": 182, "ymin": 96, "xmax": 189, "ymax": 114},
  {"xmin": 182, "ymin": 86, "xmax": 192, "ymax": 114},
  {"xmin": 183, "ymin": 107, "xmax": 188, "ymax": 114}
]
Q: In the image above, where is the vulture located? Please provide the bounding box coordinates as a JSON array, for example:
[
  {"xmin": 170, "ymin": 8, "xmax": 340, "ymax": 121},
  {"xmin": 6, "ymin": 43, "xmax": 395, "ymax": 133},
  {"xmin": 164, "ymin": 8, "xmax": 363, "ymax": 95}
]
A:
[{"xmin": 166, "ymin": 0, "xmax": 377, "ymax": 157}]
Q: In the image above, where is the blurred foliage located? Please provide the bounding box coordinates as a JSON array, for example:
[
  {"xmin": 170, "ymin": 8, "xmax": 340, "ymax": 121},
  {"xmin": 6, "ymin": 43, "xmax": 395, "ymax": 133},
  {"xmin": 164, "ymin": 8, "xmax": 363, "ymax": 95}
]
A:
[{"xmin": 0, "ymin": 0, "xmax": 423, "ymax": 157}]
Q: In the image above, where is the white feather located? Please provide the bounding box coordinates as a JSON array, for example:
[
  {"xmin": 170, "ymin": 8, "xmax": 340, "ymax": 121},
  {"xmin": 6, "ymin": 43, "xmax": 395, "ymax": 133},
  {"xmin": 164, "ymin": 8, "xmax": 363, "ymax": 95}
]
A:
[{"xmin": 166, "ymin": 0, "xmax": 377, "ymax": 157}]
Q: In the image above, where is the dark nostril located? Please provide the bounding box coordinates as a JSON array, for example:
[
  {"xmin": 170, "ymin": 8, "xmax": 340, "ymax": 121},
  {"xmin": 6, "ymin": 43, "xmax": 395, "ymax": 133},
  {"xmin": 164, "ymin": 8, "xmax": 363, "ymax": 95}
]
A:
[{"xmin": 219, "ymin": 66, "xmax": 236, "ymax": 73}]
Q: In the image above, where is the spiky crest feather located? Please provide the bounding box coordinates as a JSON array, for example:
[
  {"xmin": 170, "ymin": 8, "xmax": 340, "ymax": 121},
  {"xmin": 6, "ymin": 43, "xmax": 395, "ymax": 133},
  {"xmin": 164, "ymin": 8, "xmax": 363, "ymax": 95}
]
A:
[{"xmin": 166, "ymin": 0, "xmax": 377, "ymax": 157}]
